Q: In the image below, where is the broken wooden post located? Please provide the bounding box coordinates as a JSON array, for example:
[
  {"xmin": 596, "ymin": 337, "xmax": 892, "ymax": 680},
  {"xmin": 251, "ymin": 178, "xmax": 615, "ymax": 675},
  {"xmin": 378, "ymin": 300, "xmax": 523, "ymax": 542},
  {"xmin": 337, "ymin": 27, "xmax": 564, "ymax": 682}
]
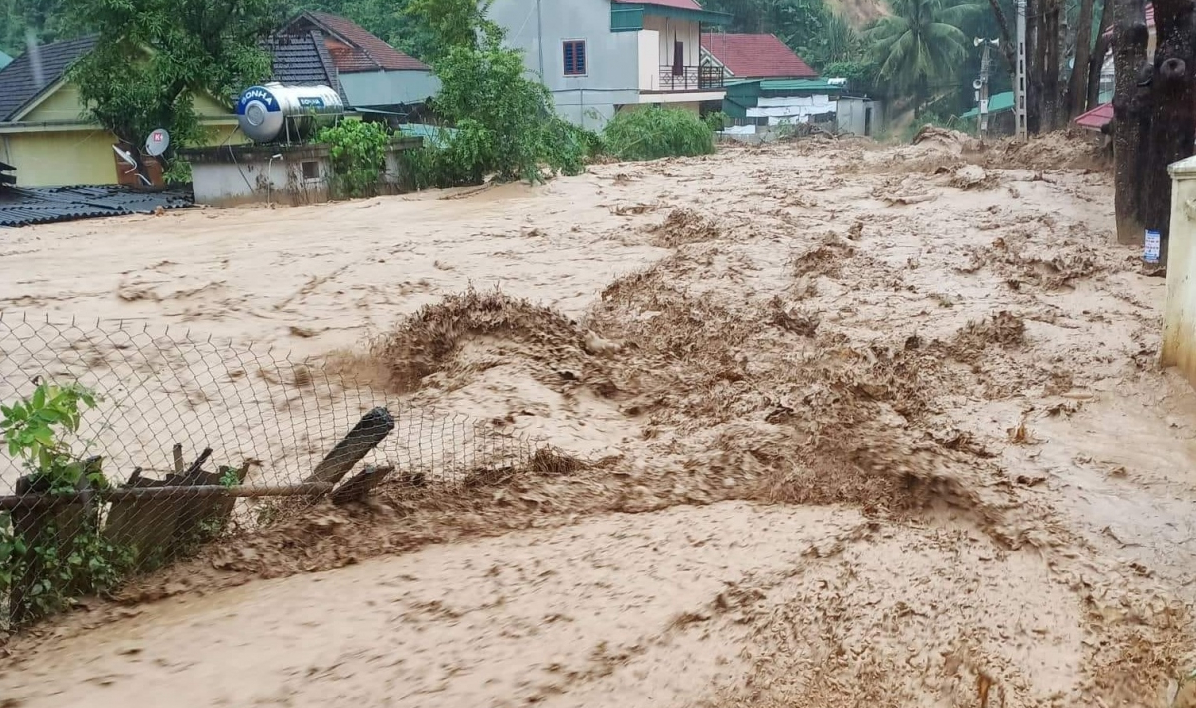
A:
[
  {"xmin": 331, "ymin": 465, "xmax": 395, "ymax": 505},
  {"xmin": 304, "ymin": 407, "xmax": 395, "ymax": 487}
]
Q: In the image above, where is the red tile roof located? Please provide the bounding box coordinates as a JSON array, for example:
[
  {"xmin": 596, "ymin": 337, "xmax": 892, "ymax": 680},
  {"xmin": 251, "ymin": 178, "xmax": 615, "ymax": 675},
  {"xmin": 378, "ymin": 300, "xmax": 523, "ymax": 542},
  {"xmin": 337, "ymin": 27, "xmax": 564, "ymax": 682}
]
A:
[
  {"xmin": 1074, "ymin": 102, "xmax": 1114, "ymax": 130},
  {"xmin": 613, "ymin": 0, "xmax": 705, "ymax": 9},
  {"xmin": 701, "ymin": 33, "xmax": 817, "ymax": 79},
  {"xmin": 295, "ymin": 11, "xmax": 429, "ymax": 73}
]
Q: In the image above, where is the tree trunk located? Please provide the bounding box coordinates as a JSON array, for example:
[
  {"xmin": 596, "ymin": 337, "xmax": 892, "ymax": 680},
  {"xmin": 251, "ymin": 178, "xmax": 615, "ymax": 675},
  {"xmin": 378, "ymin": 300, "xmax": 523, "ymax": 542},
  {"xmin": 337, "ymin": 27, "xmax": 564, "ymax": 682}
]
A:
[
  {"xmin": 1040, "ymin": 0, "xmax": 1063, "ymax": 130},
  {"xmin": 1112, "ymin": 0, "xmax": 1150, "ymax": 243},
  {"xmin": 1087, "ymin": 0, "xmax": 1114, "ymax": 110},
  {"xmin": 1067, "ymin": 0, "xmax": 1098, "ymax": 117},
  {"xmin": 1141, "ymin": 0, "xmax": 1196, "ymax": 264},
  {"xmin": 1028, "ymin": 0, "xmax": 1043, "ymax": 132}
]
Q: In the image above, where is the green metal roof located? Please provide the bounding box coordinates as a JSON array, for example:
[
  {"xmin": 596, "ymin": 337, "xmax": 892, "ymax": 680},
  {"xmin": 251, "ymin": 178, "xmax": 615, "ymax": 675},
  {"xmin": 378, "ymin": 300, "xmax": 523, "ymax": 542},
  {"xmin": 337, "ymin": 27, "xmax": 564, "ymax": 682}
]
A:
[
  {"xmin": 611, "ymin": 3, "xmax": 732, "ymax": 32},
  {"xmin": 759, "ymin": 79, "xmax": 843, "ymax": 93},
  {"xmin": 0, "ymin": 50, "xmax": 10, "ymax": 70},
  {"xmin": 959, "ymin": 90, "xmax": 1015, "ymax": 118}
]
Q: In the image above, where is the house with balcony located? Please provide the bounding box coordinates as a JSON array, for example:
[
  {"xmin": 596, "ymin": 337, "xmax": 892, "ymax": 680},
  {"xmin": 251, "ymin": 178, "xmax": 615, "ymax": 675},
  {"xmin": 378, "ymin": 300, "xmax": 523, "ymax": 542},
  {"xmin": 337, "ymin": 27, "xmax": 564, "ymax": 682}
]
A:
[{"xmin": 488, "ymin": 0, "xmax": 731, "ymax": 128}]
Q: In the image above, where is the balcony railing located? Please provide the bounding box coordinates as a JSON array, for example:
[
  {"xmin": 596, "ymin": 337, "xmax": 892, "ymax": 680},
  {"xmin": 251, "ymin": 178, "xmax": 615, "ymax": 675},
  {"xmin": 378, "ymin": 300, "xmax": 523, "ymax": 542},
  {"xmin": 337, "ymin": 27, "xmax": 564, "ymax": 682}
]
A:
[{"xmin": 657, "ymin": 65, "xmax": 724, "ymax": 92}]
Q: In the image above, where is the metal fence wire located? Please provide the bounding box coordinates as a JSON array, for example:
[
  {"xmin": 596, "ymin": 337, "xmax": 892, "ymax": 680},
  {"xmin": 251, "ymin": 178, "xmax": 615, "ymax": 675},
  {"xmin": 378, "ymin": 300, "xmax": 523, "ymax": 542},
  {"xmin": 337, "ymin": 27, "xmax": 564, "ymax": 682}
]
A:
[{"xmin": 0, "ymin": 313, "xmax": 547, "ymax": 628}]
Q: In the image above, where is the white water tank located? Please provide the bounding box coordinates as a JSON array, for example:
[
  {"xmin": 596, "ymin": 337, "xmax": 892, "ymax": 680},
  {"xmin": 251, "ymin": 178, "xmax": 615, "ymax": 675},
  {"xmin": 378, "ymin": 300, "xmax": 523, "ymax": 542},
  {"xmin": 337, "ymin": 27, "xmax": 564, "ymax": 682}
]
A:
[{"xmin": 236, "ymin": 83, "xmax": 345, "ymax": 143}]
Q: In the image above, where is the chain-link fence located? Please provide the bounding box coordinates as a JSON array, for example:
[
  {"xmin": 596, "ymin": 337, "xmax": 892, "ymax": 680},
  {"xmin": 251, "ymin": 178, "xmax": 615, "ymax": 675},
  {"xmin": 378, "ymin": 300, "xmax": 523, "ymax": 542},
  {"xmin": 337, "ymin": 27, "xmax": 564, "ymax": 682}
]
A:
[{"xmin": 0, "ymin": 313, "xmax": 548, "ymax": 628}]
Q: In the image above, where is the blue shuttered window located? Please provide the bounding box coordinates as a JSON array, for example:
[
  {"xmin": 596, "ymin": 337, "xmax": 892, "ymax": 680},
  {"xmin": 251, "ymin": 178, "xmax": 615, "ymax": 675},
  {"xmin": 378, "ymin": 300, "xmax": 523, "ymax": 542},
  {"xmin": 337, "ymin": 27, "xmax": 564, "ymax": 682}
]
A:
[{"xmin": 563, "ymin": 40, "xmax": 587, "ymax": 76}]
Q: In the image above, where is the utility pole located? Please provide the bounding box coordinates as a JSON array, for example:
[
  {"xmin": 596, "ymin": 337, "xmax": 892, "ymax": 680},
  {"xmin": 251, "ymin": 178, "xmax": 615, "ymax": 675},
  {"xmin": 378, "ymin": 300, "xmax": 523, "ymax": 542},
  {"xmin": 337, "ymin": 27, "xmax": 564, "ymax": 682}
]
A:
[
  {"xmin": 1015, "ymin": 0, "xmax": 1028, "ymax": 141},
  {"xmin": 973, "ymin": 38, "xmax": 999, "ymax": 139}
]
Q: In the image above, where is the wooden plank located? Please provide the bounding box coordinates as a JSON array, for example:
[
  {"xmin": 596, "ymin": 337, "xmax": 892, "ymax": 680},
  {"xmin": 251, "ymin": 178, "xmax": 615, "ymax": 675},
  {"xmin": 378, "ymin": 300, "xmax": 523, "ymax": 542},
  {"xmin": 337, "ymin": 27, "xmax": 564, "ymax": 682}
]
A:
[
  {"xmin": 331, "ymin": 465, "xmax": 395, "ymax": 505},
  {"xmin": 304, "ymin": 407, "xmax": 395, "ymax": 487}
]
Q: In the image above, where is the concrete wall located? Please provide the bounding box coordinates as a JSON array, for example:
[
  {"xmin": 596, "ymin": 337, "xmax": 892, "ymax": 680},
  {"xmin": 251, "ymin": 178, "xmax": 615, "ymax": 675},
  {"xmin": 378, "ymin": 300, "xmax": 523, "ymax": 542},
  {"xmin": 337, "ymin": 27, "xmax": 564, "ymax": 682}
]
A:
[
  {"xmin": 642, "ymin": 15, "xmax": 700, "ymax": 68},
  {"xmin": 0, "ymin": 130, "xmax": 119, "ymax": 186},
  {"xmin": 340, "ymin": 70, "xmax": 442, "ymax": 107},
  {"xmin": 837, "ymin": 98, "xmax": 883, "ymax": 136},
  {"xmin": 489, "ymin": 0, "xmax": 640, "ymax": 127},
  {"xmin": 190, "ymin": 155, "xmax": 331, "ymax": 208},
  {"xmin": 1163, "ymin": 155, "xmax": 1196, "ymax": 385}
]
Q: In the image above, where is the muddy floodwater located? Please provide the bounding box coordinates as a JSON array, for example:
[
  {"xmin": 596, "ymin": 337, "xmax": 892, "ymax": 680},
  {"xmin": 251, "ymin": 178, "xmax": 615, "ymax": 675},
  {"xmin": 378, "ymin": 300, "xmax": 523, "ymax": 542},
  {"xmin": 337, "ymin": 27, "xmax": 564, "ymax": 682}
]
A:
[{"xmin": 0, "ymin": 133, "xmax": 1193, "ymax": 707}]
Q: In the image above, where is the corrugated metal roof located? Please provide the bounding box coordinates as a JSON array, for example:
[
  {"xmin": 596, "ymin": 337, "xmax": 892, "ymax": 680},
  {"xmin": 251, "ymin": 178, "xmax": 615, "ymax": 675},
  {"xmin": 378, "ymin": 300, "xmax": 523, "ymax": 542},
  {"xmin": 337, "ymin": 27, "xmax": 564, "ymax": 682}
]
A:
[
  {"xmin": 959, "ymin": 91, "xmax": 1016, "ymax": 118},
  {"xmin": 759, "ymin": 79, "xmax": 843, "ymax": 92},
  {"xmin": 0, "ymin": 185, "xmax": 192, "ymax": 228},
  {"xmin": 1075, "ymin": 102, "xmax": 1114, "ymax": 130}
]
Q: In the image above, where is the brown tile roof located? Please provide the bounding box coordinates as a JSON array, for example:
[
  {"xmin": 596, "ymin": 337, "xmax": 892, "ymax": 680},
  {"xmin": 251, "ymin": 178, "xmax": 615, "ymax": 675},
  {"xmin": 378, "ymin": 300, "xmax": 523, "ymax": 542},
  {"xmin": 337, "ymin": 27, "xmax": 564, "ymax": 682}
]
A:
[
  {"xmin": 701, "ymin": 33, "xmax": 817, "ymax": 79},
  {"xmin": 290, "ymin": 11, "xmax": 429, "ymax": 73}
]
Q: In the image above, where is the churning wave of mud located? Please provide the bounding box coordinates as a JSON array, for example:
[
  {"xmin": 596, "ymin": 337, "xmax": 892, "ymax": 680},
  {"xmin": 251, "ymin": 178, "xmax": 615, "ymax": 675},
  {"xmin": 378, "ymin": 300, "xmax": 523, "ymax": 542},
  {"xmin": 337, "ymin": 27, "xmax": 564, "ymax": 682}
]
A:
[{"xmin": 2, "ymin": 135, "xmax": 1190, "ymax": 707}]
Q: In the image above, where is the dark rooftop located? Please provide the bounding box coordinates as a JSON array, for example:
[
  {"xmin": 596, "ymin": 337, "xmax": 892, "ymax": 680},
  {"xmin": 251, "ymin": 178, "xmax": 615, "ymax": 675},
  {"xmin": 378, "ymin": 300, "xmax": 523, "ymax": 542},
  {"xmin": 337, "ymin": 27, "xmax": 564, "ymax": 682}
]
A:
[
  {"xmin": 266, "ymin": 29, "xmax": 347, "ymax": 102},
  {"xmin": 0, "ymin": 185, "xmax": 192, "ymax": 228},
  {"xmin": 0, "ymin": 36, "xmax": 99, "ymax": 122}
]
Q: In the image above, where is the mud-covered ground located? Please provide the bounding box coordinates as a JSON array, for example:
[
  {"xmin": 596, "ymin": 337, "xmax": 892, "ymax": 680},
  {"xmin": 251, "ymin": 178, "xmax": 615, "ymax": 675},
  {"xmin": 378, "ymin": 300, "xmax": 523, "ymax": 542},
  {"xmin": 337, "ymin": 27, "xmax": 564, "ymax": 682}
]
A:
[{"xmin": 1, "ymin": 132, "xmax": 1194, "ymax": 707}]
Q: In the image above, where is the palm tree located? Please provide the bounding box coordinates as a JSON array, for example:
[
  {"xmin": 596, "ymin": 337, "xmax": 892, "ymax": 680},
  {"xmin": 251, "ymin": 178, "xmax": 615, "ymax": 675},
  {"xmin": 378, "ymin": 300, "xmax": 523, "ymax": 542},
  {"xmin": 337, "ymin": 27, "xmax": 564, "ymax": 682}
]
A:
[{"xmin": 863, "ymin": 0, "xmax": 981, "ymax": 116}]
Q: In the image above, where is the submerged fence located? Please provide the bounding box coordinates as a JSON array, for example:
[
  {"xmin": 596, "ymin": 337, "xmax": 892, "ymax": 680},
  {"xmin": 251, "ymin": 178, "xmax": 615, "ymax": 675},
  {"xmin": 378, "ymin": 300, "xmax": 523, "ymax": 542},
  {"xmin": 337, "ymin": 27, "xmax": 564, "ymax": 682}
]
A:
[{"xmin": 0, "ymin": 314, "xmax": 546, "ymax": 628}]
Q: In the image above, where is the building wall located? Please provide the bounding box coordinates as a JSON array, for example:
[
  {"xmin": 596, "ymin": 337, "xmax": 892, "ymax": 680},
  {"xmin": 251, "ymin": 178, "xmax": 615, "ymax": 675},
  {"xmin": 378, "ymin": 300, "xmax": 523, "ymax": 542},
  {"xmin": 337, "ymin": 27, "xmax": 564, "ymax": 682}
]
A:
[
  {"xmin": 837, "ymin": 97, "xmax": 884, "ymax": 136},
  {"xmin": 641, "ymin": 16, "xmax": 700, "ymax": 68},
  {"xmin": 340, "ymin": 70, "xmax": 442, "ymax": 107},
  {"xmin": 489, "ymin": 0, "xmax": 640, "ymax": 127},
  {"xmin": 191, "ymin": 156, "xmax": 331, "ymax": 208},
  {"xmin": 0, "ymin": 130, "xmax": 119, "ymax": 186}
]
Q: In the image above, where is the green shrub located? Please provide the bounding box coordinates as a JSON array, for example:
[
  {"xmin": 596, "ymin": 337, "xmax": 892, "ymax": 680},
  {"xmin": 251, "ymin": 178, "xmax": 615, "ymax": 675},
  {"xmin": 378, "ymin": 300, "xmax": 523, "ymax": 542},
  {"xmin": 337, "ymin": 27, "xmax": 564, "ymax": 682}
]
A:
[
  {"xmin": 317, "ymin": 119, "xmax": 392, "ymax": 198},
  {"xmin": 603, "ymin": 107, "xmax": 716, "ymax": 162},
  {"xmin": 1, "ymin": 382, "xmax": 132, "ymax": 625}
]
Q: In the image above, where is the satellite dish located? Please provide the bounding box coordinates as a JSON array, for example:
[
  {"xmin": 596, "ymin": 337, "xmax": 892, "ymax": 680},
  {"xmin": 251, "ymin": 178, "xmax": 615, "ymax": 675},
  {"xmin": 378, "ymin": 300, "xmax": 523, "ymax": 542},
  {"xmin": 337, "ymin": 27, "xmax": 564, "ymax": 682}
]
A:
[
  {"xmin": 146, "ymin": 128, "xmax": 171, "ymax": 157},
  {"xmin": 112, "ymin": 144, "xmax": 138, "ymax": 169}
]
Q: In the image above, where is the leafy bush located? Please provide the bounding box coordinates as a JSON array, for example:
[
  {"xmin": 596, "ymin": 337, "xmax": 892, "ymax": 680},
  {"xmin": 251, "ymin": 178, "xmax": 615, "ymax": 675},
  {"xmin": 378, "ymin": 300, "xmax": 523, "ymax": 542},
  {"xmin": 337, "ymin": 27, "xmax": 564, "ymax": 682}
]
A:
[
  {"xmin": 1, "ymin": 381, "xmax": 132, "ymax": 624},
  {"xmin": 399, "ymin": 28, "xmax": 593, "ymax": 189},
  {"xmin": 317, "ymin": 119, "xmax": 392, "ymax": 198},
  {"xmin": 603, "ymin": 107, "xmax": 716, "ymax": 162}
]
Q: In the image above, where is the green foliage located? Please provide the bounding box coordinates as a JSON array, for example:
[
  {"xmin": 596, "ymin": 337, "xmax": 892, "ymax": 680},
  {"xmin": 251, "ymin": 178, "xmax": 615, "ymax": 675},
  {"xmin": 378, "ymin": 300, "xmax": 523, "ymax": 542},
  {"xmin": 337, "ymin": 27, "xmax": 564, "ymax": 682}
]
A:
[
  {"xmin": 863, "ymin": 0, "xmax": 982, "ymax": 114},
  {"xmin": 703, "ymin": 111, "xmax": 731, "ymax": 132},
  {"xmin": 0, "ymin": 516, "xmax": 132, "ymax": 622},
  {"xmin": 1, "ymin": 381, "xmax": 100, "ymax": 493},
  {"xmin": 0, "ymin": 381, "xmax": 132, "ymax": 625},
  {"xmin": 404, "ymin": 0, "xmax": 495, "ymax": 58},
  {"xmin": 402, "ymin": 27, "xmax": 591, "ymax": 188},
  {"xmin": 66, "ymin": 0, "xmax": 285, "ymax": 162},
  {"xmin": 603, "ymin": 107, "xmax": 716, "ymax": 162},
  {"xmin": 317, "ymin": 119, "xmax": 391, "ymax": 198},
  {"xmin": 163, "ymin": 159, "xmax": 193, "ymax": 185},
  {"xmin": 219, "ymin": 466, "xmax": 241, "ymax": 488},
  {"xmin": 0, "ymin": 0, "xmax": 70, "ymax": 56}
]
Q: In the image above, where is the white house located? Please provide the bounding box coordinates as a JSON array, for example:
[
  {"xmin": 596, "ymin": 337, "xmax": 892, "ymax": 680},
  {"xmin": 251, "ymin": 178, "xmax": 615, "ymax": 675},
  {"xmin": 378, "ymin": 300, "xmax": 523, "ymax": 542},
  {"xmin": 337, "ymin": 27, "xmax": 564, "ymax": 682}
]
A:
[{"xmin": 488, "ymin": 0, "xmax": 732, "ymax": 128}]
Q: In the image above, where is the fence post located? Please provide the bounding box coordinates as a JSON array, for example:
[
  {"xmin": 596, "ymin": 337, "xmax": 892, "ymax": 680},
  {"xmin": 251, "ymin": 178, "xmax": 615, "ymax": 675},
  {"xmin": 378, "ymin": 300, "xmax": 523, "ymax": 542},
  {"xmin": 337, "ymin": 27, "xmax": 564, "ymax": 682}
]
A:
[{"xmin": 1162, "ymin": 155, "xmax": 1196, "ymax": 383}]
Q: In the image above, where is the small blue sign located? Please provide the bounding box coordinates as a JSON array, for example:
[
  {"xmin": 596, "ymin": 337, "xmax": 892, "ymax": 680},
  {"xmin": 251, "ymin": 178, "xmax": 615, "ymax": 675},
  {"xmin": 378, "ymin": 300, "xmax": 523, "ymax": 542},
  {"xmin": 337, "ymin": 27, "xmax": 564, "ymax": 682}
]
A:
[
  {"xmin": 236, "ymin": 86, "xmax": 279, "ymax": 115},
  {"xmin": 1145, "ymin": 229, "xmax": 1161, "ymax": 264},
  {"xmin": 298, "ymin": 97, "xmax": 326, "ymax": 109}
]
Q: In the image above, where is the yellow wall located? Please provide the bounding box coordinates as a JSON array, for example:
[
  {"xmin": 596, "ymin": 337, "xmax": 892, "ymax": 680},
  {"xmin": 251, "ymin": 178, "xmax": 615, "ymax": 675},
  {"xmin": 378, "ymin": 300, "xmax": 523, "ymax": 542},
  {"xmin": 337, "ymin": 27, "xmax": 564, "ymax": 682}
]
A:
[
  {"xmin": 2, "ymin": 80, "xmax": 244, "ymax": 187},
  {"xmin": 1, "ymin": 129, "xmax": 119, "ymax": 186}
]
